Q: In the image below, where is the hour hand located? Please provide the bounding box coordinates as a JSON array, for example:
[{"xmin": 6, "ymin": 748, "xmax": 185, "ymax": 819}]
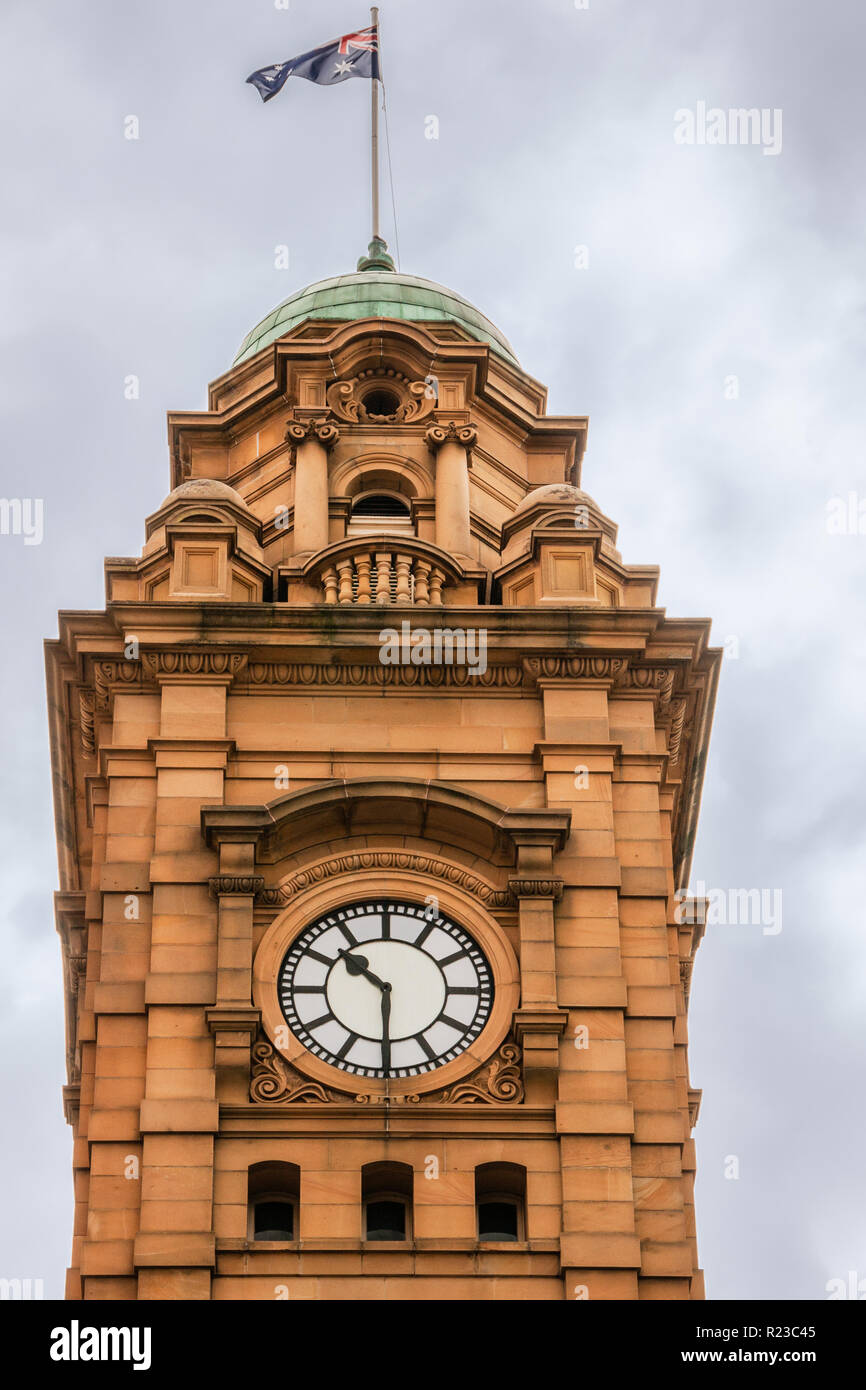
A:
[{"xmin": 339, "ymin": 949, "xmax": 388, "ymax": 991}]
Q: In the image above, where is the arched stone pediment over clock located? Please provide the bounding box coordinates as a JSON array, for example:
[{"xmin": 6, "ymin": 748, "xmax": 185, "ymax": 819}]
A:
[
  {"xmin": 203, "ymin": 776, "xmax": 570, "ymax": 866},
  {"xmin": 201, "ymin": 778, "xmax": 571, "ymax": 1101}
]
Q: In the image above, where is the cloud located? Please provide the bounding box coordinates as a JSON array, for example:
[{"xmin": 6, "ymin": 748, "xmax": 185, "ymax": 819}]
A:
[{"xmin": 0, "ymin": 0, "xmax": 863, "ymax": 1301}]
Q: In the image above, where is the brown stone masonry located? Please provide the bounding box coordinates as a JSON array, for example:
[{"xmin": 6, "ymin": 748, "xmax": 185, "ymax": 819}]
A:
[{"xmin": 46, "ymin": 309, "xmax": 719, "ymax": 1300}]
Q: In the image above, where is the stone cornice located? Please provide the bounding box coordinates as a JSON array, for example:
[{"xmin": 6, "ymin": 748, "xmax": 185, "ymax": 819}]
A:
[
  {"xmin": 142, "ymin": 651, "xmax": 248, "ymax": 686},
  {"xmin": 523, "ymin": 654, "xmax": 627, "ymax": 685},
  {"xmin": 92, "ymin": 652, "xmax": 249, "ymax": 709},
  {"xmin": 242, "ymin": 658, "xmax": 524, "ymax": 691}
]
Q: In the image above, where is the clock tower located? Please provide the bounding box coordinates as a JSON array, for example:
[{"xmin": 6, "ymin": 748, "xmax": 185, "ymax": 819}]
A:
[{"xmin": 47, "ymin": 241, "xmax": 720, "ymax": 1300}]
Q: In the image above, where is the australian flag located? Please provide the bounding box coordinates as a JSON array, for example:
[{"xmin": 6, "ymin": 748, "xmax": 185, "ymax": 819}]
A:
[{"xmin": 247, "ymin": 24, "xmax": 380, "ymax": 102}]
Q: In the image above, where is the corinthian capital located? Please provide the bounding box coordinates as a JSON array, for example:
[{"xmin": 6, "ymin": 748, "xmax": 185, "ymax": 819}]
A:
[{"xmin": 425, "ymin": 421, "xmax": 478, "ymax": 452}]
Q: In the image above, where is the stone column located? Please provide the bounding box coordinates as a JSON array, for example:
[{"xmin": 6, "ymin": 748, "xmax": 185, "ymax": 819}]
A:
[
  {"xmin": 286, "ymin": 419, "xmax": 340, "ymax": 555},
  {"xmin": 426, "ymin": 421, "xmax": 476, "ymax": 558}
]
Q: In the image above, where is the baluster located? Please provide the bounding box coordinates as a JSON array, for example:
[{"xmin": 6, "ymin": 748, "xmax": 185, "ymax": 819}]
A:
[
  {"xmin": 429, "ymin": 567, "xmax": 445, "ymax": 606},
  {"xmin": 414, "ymin": 560, "xmax": 431, "ymax": 606},
  {"xmin": 337, "ymin": 559, "xmax": 354, "ymax": 604},
  {"xmin": 375, "ymin": 552, "xmax": 392, "ymax": 604},
  {"xmin": 395, "ymin": 554, "xmax": 412, "ymax": 604},
  {"xmin": 322, "ymin": 566, "xmax": 338, "ymax": 605},
  {"xmin": 356, "ymin": 553, "xmax": 372, "ymax": 603}
]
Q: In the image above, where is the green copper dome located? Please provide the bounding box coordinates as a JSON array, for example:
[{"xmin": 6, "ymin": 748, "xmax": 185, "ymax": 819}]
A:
[{"xmin": 233, "ymin": 239, "xmax": 519, "ymax": 368}]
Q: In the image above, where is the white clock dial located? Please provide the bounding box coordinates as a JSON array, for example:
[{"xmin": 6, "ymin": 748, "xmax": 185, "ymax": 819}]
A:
[{"xmin": 277, "ymin": 900, "xmax": 494, "ymax": 1079}]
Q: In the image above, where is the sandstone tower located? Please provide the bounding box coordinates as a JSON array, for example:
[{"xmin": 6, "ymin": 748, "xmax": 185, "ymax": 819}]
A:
[{"xmin": 47, "ymin": 241, "xmax": 720, "ymax": 1300}]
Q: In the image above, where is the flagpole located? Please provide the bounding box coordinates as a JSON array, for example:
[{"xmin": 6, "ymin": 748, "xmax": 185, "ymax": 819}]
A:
[{"xmin": 371, "ymin": 6, "xmax": 380, "ymax": 242}]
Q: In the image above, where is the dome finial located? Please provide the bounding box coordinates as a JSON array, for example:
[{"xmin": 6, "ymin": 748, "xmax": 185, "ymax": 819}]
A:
[{"xmin": 357, "ymin": 235, "xmax": 396, "ymax": 273}]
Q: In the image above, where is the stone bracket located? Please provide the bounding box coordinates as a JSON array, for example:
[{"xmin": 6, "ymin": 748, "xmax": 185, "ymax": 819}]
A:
[
  {"xmin": 62, "ymin": 1083, "xmax": 81, "ymax": 1129},
  {"xmin": 512, "ymin": 1008, "xmax": 569, "ymax": 1076},
  {"xmin": 508, "ymin": 877, "xmax": 564, "ymax": 901},
  {"xmin": 207, "ymin": 1007, "xmax": 261, "ymax": 1104},
  {"xmin": 208, "ymin": 875, "xmax": 264, "ymax": 899},
  {"xmin": 205, "ymin": 1006, "xmax": 261, "ymax": 1044}
]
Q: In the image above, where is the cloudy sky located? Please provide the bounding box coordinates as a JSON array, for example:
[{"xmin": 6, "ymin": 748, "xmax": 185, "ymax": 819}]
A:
[{"xmin": 1, "ymin": 0, "xmax": 863, "ymax": 1300}]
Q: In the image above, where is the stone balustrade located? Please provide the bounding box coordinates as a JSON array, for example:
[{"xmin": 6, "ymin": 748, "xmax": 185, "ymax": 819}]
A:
[{"xmin": 319, "ymin": 546, "xmax": 447, "ymax": 606}]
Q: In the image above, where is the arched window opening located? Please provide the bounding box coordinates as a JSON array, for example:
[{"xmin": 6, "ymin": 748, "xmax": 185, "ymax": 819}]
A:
[
  {"xmin": 248, "ymin": 1161, "xmax": 300, "ymax": 1243},
  {"xmin": 351, "ymin": 493, "xmax": 411, "ymax": 520},
  {"xmin": 475, "ymin": 1162, "xmax": 526, "ymax": 1243},
  {"xmin": 346, "ymin": 490, "xmax": 416, "ymax": 542},
  {"xmin": 362, "ymin": 1162, "xmax": 413, "ymax": 1242}
]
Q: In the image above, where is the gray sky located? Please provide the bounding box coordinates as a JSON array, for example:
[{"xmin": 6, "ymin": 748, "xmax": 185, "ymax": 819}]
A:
[{"xmin": 1, "ymin": 0, "xmax": 864, "ymax": 1300}]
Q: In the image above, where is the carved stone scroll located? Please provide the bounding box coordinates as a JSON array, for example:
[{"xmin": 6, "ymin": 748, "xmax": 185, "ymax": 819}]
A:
[
  {"xmin": 250, "ymin": 1039, "xmax": 350, "ymax": 1104},
  {"xmin": 251, "ymin": 1035, "xmax": 524, "ymax": 1106},
  {"xmin": 78, "ymin": 690, "xmax": 95, "ymax": 755}
]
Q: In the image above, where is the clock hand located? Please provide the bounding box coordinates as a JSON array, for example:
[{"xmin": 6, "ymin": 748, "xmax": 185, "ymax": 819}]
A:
[
  {"xmin": 338, "ymin": 948, "xmax": 389, "ymax": 992},
  {"xmin": 381, "ymin": 982, "xmax": 392, "ymax": 1072}
]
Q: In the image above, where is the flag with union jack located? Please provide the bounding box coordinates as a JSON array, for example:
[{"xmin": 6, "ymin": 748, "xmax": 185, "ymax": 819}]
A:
[{"xmin": 246, "ymin": 24, "xmax": 380, "ymax": 101}]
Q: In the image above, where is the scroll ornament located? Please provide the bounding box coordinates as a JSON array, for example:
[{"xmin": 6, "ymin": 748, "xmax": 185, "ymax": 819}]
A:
[
  {"xmin": 325, "ymin": 372, "xmax": 437, "ymax": 425},
  {"xmin": 250, "ymin": 1035, "xmax": 524, "ymax": 1106},
  {"xmin": 78, "ymin": 690, "xmax": 95, "ymax": 755},
  {"xmin": 250, "ymin": 1040, "xmax": 351, "ymax": 1104}
]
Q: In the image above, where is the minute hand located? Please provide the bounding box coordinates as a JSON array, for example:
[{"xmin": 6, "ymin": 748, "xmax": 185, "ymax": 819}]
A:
[{"xmin": 381, "ymin": 983, "xmax": 392, "ymax": 1072}]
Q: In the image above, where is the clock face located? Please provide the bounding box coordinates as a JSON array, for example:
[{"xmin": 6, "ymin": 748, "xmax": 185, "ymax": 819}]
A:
[{"xmin": 277, "ymin": 900, "xmax": 494, "ymax": 1079}]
